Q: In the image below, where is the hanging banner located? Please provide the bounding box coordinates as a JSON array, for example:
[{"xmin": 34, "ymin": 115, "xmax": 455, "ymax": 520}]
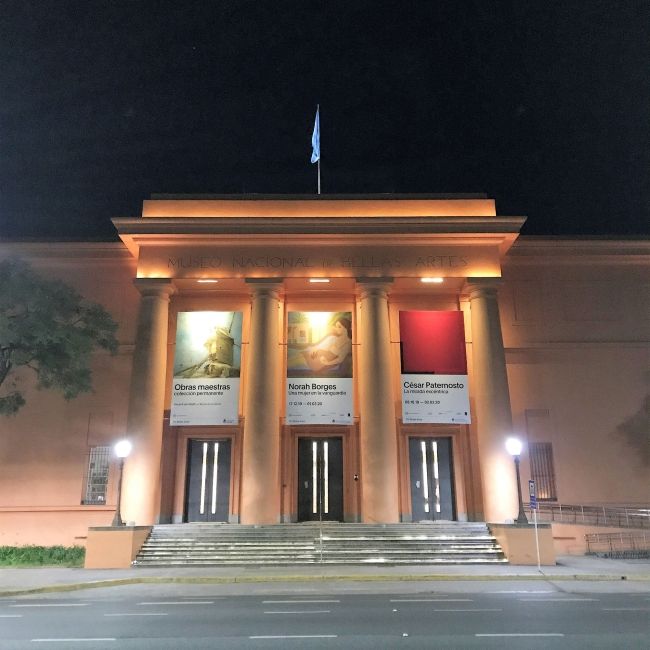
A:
[
  {"xmin": 286, "ymin": 311, "xmax": 353, "ymax": 424},
  {"xmin": 170, "ymin": 311, "xmax": 242, "ymax": 425},
  {"xmin": 399, "ymin": 311, "xmax": 471, "ymax": 424}
]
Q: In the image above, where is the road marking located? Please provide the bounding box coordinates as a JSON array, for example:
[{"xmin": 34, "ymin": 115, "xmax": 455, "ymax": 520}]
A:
[
  {"xmin": 264, "ymin": 610, "xmax": 331, "ymax": 614},
  {"xmin": 32, "ymin": 639, "xmax": 116, "ymax": 643},
  {"xmin": 248, "ymin": 634, "xmax": 338, "ymax": 639},
  {"xmin": 518, "ymin": 598, "xmax": 598, "ymax": 602},
  {"xmin": 433, "ymin": 608, "xmax": 503, "ymax": 612},
  {"xmin": 262, "ymin": 599, "xmax": 340, "ymax": 604},
  {"xmin": 390, "ymin": 598, "xmax": 473, "ymax": 603},
  {"xmin": 137, "ymin": 601, "xmax": 213, "ymax": 605},
  {"xmin": 489, "ymin": 590, "xmax": 554, "ymax": 594},
  {"xmin": 602, "ymin": 607, "xmax": 650, "ymax": 611},
  {"xmin": 0, "ymin": 614, "xmax": 23, "ymax": 617},
  {"xmin": 104, "ymin": 612, "xmax": 169, "ymax": 617},
  {"xmin": 390, "ymin": 598, "xmax": 451, "ymax": 602},
  {"xmin": 9, "ymin": 603, "xmax": 88, "ymax": 607},
  {"xmin": 476, "ymin": 633, "xmax": 565, "ymax": 637}
]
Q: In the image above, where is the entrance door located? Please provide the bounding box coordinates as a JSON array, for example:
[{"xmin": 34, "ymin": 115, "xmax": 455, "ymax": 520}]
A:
[
  {"xmin": 185, "ymin": 439, "xmax": 231, "ymax": 522},
  {"xmin": 409, "ymin": 437, "xmax": 455, "ymax": 521},
  {"xmin": 297, "ymin": 437, "xmax": 343, "ymax": 522}
]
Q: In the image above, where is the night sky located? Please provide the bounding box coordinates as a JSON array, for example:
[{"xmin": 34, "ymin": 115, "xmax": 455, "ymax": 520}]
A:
[{"xmin": 1, "ymin": 0, "xmax": 649, "ymax": 239}]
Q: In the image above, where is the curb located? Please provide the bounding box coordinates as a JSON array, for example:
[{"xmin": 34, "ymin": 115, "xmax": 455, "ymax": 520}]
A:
[{"xmin": 1, "ymin": 572, "xmax": 649, "ymax": 597}]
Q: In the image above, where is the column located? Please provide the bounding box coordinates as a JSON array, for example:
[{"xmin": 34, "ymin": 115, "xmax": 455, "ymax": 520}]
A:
[
  {"xmin": 356, "ymin": 278, "xmax": 399, "ymax": 523},
  {"xmin": 121, "ymin": 278, "xmax": 175, "ymax": 525},
  {"xmin": 240, "ymin": 280, "xmax": 282, "ymax": 524},
  {"xmin": 467, "ymin": 279, "xmax": 518, "ymax": 523}
]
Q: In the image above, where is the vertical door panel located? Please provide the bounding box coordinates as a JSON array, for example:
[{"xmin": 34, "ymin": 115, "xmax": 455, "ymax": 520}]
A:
[
  {"xmin": 185, "ymin": 439, "xmax": 231, "ymax": 522},
  {"xmin": 297, "ymin": 437, "xmax": 343, "ymax": 522},
  {"xmin": 409, "ymin": 437, "xmax": 455, "ymax": 522}
]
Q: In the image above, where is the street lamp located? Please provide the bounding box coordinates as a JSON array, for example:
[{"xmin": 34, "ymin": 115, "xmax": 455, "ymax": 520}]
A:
[
  {"xmin": 111, "ymin": 439, "xmax": 132, "ymax": 527},
  {"xmin": 505, "ymin": 437, "xmax": 529, "ymax": 524}
]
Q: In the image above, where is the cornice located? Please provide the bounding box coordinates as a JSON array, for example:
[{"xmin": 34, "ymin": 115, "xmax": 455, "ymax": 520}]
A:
[{"xmin": 0, "ymin": 241, "xmax": 132, "ymax": 260}]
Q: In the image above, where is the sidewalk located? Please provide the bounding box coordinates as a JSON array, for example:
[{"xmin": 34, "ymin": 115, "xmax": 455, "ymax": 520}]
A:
[{"xmin": 1, "ymin": 556, "xmax": 649, "ymax": 597}]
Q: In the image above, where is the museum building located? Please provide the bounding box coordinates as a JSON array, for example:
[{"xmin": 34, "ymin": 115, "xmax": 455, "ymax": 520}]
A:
[{"xmin": 0, "ymin": 194, "xmax": 648, "ymax": 547}]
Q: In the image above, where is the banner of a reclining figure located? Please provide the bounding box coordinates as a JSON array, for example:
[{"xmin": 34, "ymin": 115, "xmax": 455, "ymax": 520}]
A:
[
  {"xmin": 399, "ymin": 310, "xmax": 471, "ymax": 424},
  {"xmin": 286, "ymin": 311, "xmax": 353, "ymax": 424},
  {"xmin": 170, "ymin": 311, "xmax": 243, "ymax": 426}
]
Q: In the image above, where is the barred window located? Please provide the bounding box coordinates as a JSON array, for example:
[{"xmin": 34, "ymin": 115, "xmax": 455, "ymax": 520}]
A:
[
  {"xmin": 529, "ymin": 442, "xmax": 557, "ymax": 501},
  {"xmin": 82, "ymin": 446, "xmax": 111, "ymax": 505}
]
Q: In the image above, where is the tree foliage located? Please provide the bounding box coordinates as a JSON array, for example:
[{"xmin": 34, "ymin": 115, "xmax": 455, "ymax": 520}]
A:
[{"xmin": 0, "ymin": 258, "xmax": 118, "ymax": 415}]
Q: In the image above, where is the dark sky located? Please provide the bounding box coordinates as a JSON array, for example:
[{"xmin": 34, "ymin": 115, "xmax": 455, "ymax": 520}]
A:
[{"xmin": 1, "ymin": 0, "xmax": 649, "ymax": 239}]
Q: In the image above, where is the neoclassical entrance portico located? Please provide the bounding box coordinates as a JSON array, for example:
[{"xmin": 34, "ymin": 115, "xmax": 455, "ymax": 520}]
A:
[{"xmin": 113, "ymin": 194, "xmax": 524, "ymax": 527}]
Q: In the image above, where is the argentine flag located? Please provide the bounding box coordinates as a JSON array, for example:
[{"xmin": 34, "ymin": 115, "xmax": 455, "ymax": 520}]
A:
[{"xmin": 311, "ymin": 107, "xmax": 320, "ymax": 163}]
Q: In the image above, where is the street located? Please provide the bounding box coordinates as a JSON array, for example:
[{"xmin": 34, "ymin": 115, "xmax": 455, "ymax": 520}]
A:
[{"xmin": 1, "ymin": 580, "xmax": 648, "ymax": 649}]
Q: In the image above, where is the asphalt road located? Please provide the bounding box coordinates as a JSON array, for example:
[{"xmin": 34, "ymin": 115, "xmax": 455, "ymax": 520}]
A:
[{"xmin": 1, "ymin": 581, "xmax": 648, "ymax": 649}]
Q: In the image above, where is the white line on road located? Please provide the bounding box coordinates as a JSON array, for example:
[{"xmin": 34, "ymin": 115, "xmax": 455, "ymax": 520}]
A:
[
  {"xmin": 9, "ymin": 603, "xmax": 88, "ymax": 607},
  {"xmin": 602, "ymin": 607, "xmax": 650, "ymax": 611},
  {"xmin": 390, "ymin": 598, "xmax": 473, "ymax": 602},
  {"xmin": 0, "ymin": 614, "xmax": 23, "ymax": 617},
  {"xmin": 476, "ymin": 633, "xmax": 565, "ymax": 637},
  {"xmin": 264, "ymin": 610, "xmax": 331, "ymax": 614},
  {"xmin": 432, "ymin": 608, "xmax": 503, "ymax": 612},
  {"xmin": 489, "ymin": 590, "xmax": 554, "ymax": 594},
  {"xmin": 248, "ymin": 634, "xmax": 338, "ymax": 639},
  {"xmin": 32, "ymin": 639, "xmax": 116, "ymax": 643},
  {"xmin": 137, "ymin": 601, "xmax": 214, "ymax": 605},
  {"xmin": 518, "ymin": 598, "xmax": 598, "ymax": 602},
  {"xmin": 104, "ymin": 613, "xmax": 169, "ymax": 617},
  {"xmin": 389, "ymin": 598, "xmax": 450, "ymax": 602},
  {"xmin": 262, "ymin": 600, "xmax": 340, "ymax": 604}
]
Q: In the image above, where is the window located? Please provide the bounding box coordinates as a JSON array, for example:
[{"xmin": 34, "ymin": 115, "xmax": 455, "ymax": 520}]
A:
[
  {"xmin": 82, "ymin": 446, "xmax": 111, "ymax": 505},
  {"xmin": 529, "ymin": 442, "xmax": 557, "ymax": 501}
]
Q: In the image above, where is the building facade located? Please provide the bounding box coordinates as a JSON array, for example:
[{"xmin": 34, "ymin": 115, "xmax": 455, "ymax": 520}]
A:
[{"xmin": 1, "ymin": 195, "xmax": 648, "ymax": 546}]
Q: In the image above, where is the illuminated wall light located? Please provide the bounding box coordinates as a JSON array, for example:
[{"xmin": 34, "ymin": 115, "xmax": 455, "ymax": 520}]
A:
[
  {"xmin": 420, "ymin": 277, "xmax": 444, "ymax": 284},
  {"xmin": 197, "ymin": 279, "xmax": 219, "ymax": 284},
  {"xmin": 309, "ymin": 278, "xmax": 331, "ymax": 283}
]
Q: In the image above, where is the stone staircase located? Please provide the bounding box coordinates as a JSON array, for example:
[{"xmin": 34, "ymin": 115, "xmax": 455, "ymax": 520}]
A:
[{"xmin": 134, "ymin": 522, "xmax": 507, "ymax": 566}]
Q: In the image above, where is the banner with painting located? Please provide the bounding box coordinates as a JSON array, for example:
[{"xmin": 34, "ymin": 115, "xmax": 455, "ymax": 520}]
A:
[
  {"xmin": 399, "ymin": 310, "xmax": 471, "ymax": 424},
  {"xmin": 170, "ymin": 311, "xmax": 242, "ymax": 425},
  {"xmin": 286, "ymin": 311, "xmax": 353, "ymax": 424}
]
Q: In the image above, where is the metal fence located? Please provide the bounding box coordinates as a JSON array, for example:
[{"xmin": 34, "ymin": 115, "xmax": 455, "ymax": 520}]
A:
[
  {"xmin": 585, "ymin": 531, "xmax": 650, "ymax": 558},
  {"xmin": 523, "ymin": 503, "xmax": 650, "ymax": 529}
]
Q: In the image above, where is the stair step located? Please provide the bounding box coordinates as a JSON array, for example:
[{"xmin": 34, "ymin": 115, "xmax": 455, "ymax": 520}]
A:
[{"xmin": 135, "ymin": 522, "xmax": 506, "ymax": 567}]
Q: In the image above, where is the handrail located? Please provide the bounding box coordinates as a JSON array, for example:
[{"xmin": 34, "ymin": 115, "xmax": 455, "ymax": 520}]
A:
[
  {"xmin": 585, "ymin": 531, "xmax": 649, "ymax": 558},
  {"xmin": 523, "ymin": 503, "xmax": 650, "ymax": 529}
]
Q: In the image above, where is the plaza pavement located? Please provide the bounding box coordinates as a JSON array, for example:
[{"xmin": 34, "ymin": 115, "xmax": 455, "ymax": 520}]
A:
[{"xmin": 1, "ymin": 555, "xmax": 649, "ymax": 597}]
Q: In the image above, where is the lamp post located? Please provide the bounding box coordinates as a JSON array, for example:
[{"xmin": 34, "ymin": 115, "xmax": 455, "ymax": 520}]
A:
[
  {"xmin": 111, "ymin": 439, "xmax": 132, "ymax": 527},
  {"xmin": 505, "ymin": 437, "xmax": 529, "ymax": 524}
]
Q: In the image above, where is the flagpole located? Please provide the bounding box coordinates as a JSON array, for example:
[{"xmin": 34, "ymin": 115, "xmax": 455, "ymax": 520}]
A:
[
  {"xmin": 317, "ymin": 103, "xmax": 321, "ymax": 195},
  {"xmin": 311, "ymin": 104, "xmax": 321, "ymax": 194}
]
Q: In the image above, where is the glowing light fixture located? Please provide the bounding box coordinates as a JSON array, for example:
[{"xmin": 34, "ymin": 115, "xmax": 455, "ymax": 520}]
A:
[
  {"xmin": 420, "ymin": 277, "xmax": 444, "ymax": 284},
  {"xmin": 197, "ymin": 279, "xmax": 219, "ymax": 284},
  {"xmin": 309, "ymin": 278, "xmax": 331, "ymax": 283},
  {"xmin": 505, "ymin": 437, "xmax": 523, "ymax": 457}
]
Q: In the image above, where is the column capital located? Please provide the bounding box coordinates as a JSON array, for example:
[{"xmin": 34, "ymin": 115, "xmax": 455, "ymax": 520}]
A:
[
  {"xmin": 133, "ymin": 278, "xmax": 176, "ymax": 298},
  {"xmin": 464, "ymin": 277, "xmax": 503, "ymax": 300},
  {"xmin": 355, "ymin": 277, "xmax": 394, "ymax": 300},
  {"xmin": 245, "ymin": 278, "xmax": 284, "ymax": 300}
]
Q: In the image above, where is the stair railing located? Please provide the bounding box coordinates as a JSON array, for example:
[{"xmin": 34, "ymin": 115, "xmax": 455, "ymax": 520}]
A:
[{"xmin": 524, "ymin": 503, "xmax": 650, "ymax": 529}]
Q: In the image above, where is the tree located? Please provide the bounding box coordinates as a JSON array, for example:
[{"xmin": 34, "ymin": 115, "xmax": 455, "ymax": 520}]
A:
[{"xmin": 0, "ymin": 258, "xmax": 119, "ymax": 415}]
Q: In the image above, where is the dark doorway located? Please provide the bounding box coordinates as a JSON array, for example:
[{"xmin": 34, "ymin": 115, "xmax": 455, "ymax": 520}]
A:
[
  {"xmin": 297, "ymin": 437, "xmax": 343, "ymax": 522},
  {"xmin": 185, "ymin": 439, "xmax": 231, "ymax": 522},
  {"xmin": 408, "ymin": 437, "xmax": 455, "ymax": 521}
]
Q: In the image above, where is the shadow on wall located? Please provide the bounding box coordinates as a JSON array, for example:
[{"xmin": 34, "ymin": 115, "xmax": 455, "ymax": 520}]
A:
[{"xmin": 614, "ymin": 375, "xmax": 650, "ymax": 467}]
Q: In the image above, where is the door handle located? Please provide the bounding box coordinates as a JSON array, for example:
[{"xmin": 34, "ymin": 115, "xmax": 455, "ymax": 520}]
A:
[
  {"xmin": 304, "ymin": 481, "xmax": 309, "ymax": 489},
  {"xmin": 416, "ymin": 480, "xmax": 421, "ymax": 489}
]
